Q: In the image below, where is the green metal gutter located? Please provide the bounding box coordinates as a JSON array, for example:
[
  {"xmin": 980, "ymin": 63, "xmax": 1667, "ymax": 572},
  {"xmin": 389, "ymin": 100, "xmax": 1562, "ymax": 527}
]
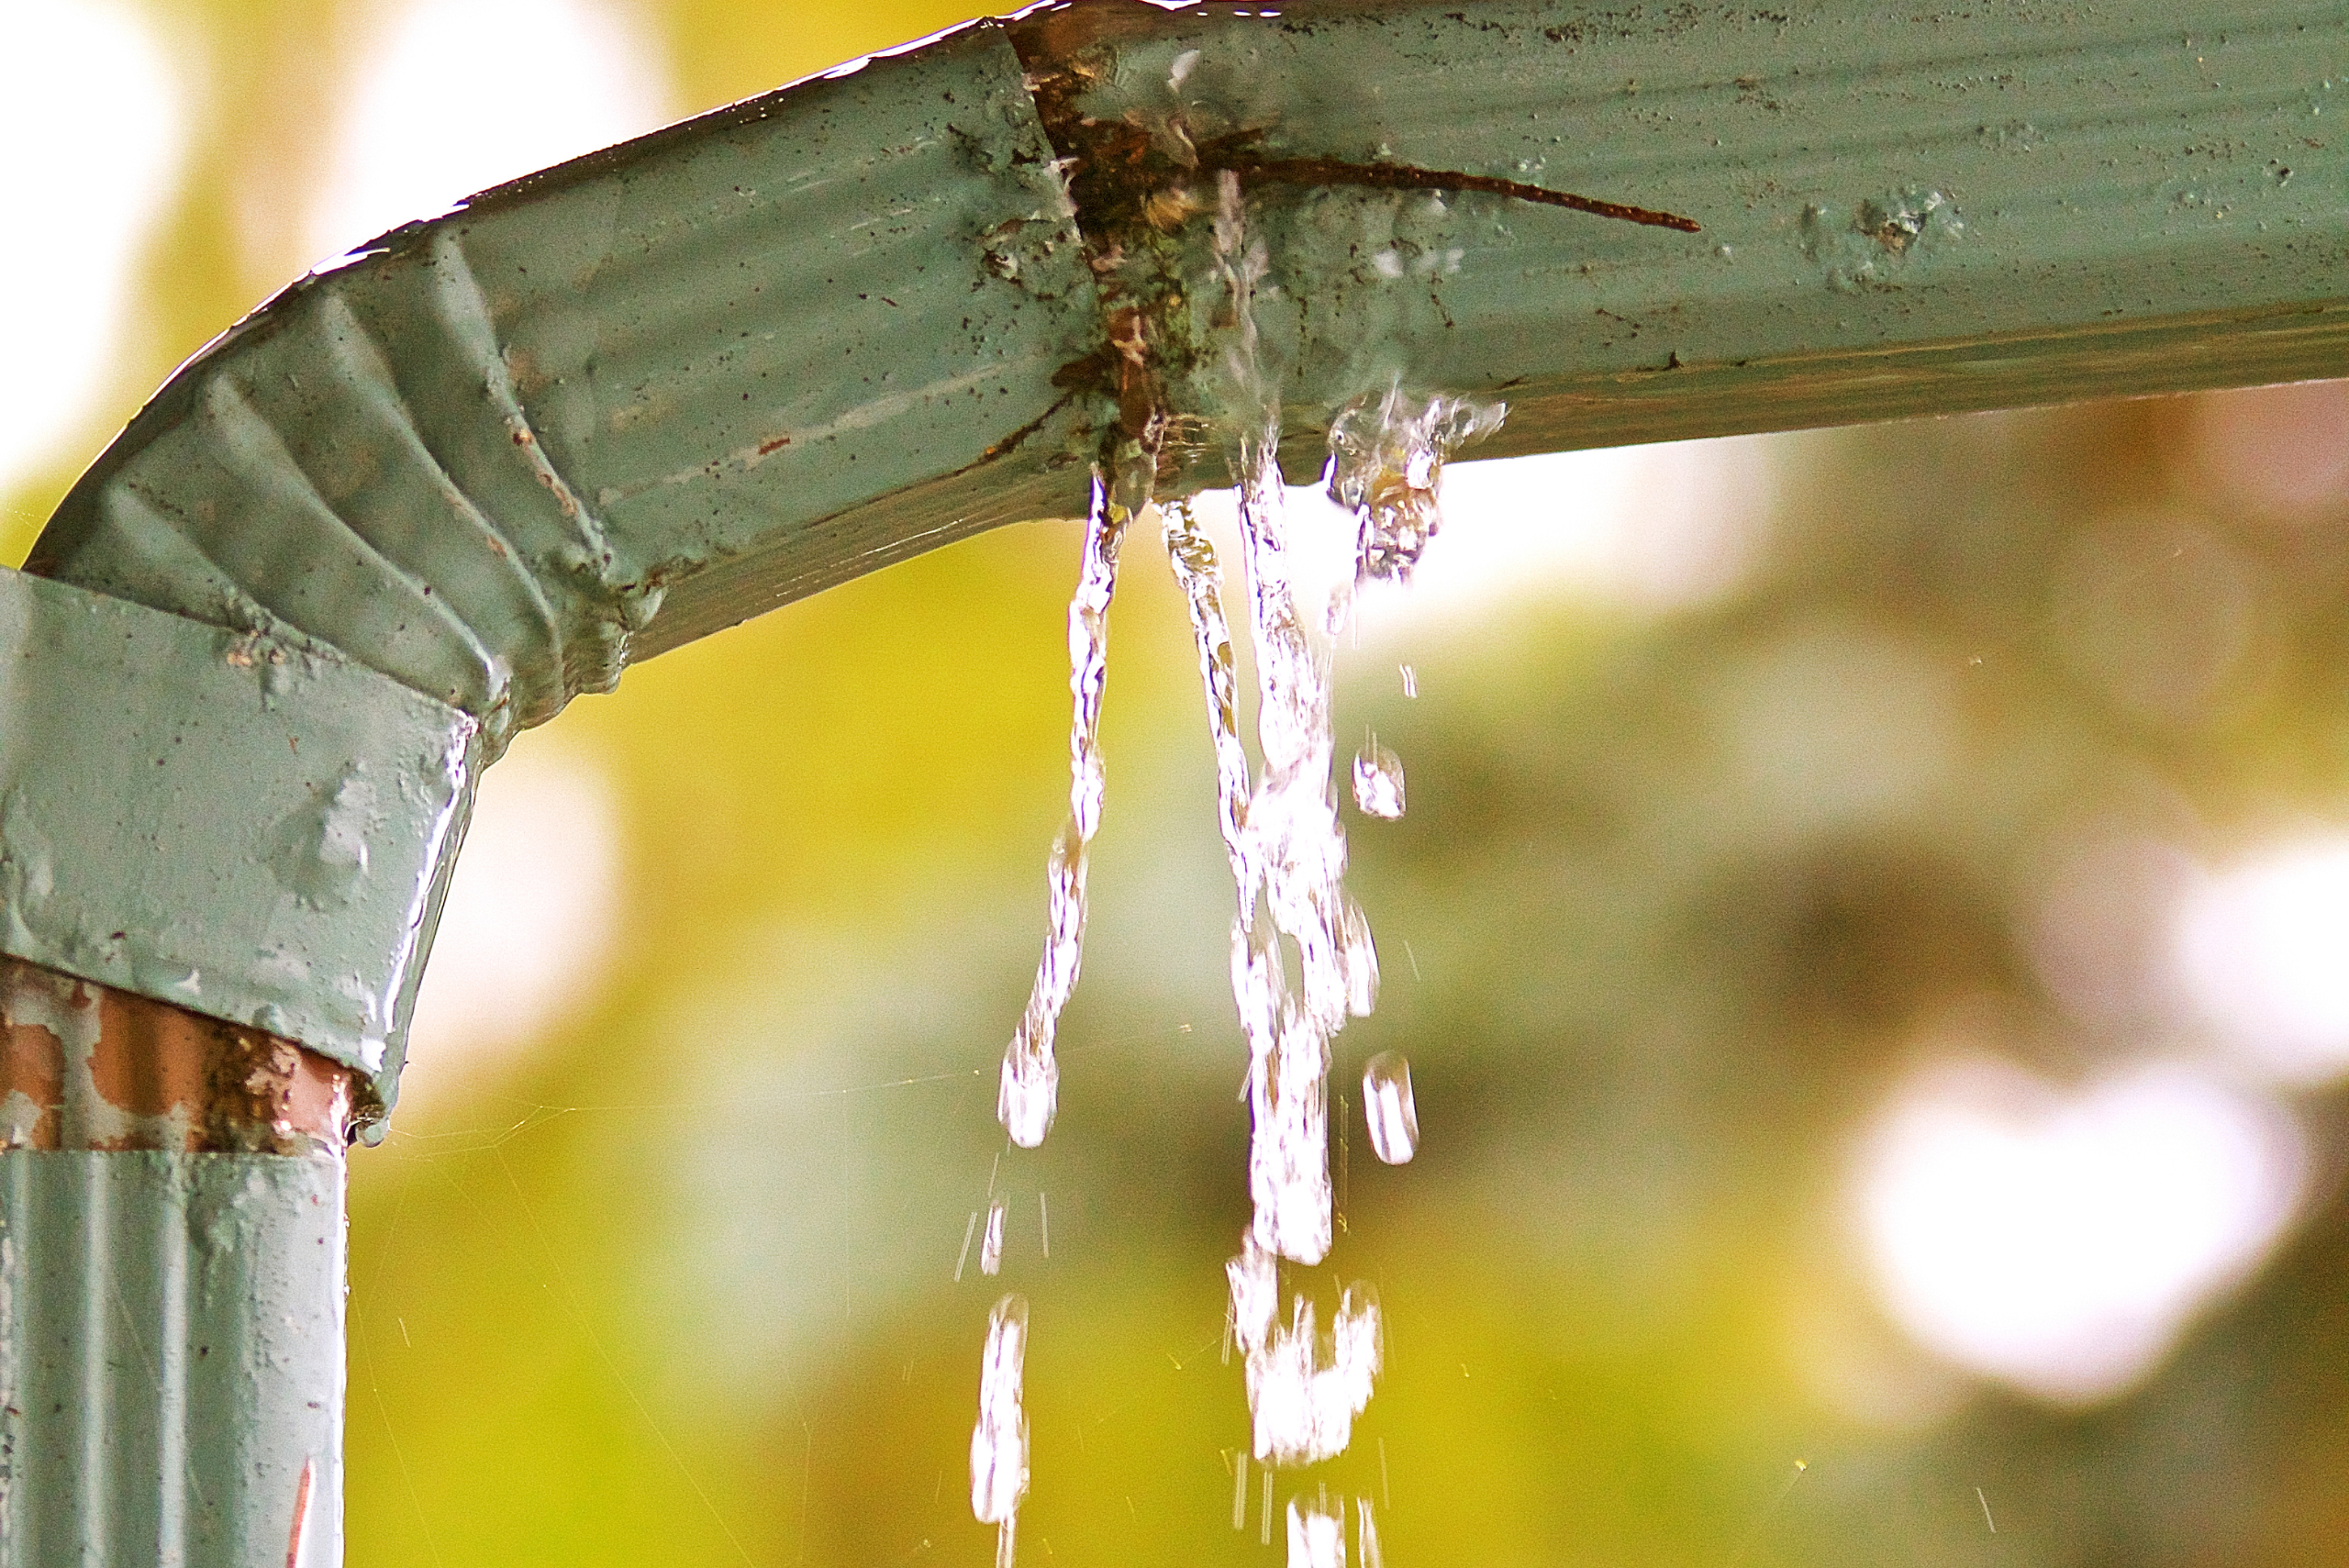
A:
[
  {"xmin": 21, "ymin": 0, "xmax": 2349, "ymax": 1112},
  {"xmin": 2, "ymin": 0, "xmax": 2344, "ymax": 1560},
  {"xmin": 1, "ymin": 958, "xmax": 353, "ymax": 1567}
]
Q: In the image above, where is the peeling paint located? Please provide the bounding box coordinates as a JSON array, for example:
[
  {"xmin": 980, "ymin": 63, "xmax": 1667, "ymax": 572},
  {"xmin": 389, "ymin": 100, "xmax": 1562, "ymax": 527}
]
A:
[
  {"xmin": 0, "ymin": 572, "xmax": 475, "ymax": 1127},
  {"xmin": 0, "ymin": 961, "xmax": 351, "ymax": 1156},
  {"xmin": 10, "ymin": 0, "xmax": 2349, "ymax": 1119},
  {"xmin": 0, "ymin": 6, "xmax": 2339, "ymax": 1562}
]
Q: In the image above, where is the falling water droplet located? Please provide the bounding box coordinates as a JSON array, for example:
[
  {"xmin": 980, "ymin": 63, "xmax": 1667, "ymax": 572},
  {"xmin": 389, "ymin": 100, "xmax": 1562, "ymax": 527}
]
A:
[
  {"xmin": 972, "ymin": 1294, "xmax": 1031, "ymax": 1566},
  {"xmin": 1288, "ymin": 1495, "xmax": 1348, "ymax": 1568},
  {"xmin": 1362, "ymin": 1052, "xmax": 1419, "ymax": 1165},
  {"xmin": 1398, "ymin": 664, "xmax": 1417, "ymax": 699},
  {"xmin": 981, "ymin": 1196, "xmax": 1008, "ymax": 1276},
  {"xmin": 1351, "ymin": 740, "xmax": 1405, "ymax": 820},
  {"xmin": 1326, "ymin": 384, "xmax": 1505, "ymax": 587}
]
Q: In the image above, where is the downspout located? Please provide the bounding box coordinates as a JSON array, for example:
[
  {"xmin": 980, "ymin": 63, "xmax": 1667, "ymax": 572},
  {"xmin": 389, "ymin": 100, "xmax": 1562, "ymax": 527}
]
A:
[{"xmin": 2, "ymin": 0, "xmax": 2343, "ymax": 1559}]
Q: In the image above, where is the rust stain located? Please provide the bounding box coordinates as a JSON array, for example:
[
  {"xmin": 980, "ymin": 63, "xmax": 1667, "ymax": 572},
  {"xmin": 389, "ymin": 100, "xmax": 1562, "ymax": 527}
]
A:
[
  {"xmin": 0, "ymin": 1001, "xmax": 65, "ymax": 1149},
  {"xmin": 0, "ymin": 957, "xmax": 351, "ymax": 1154},
  {"xmin": 284, "ymin": 1456, "xmax": 316, "ymax": 1568},
  {"xmin": 756, "ymin": 434, "xmax": 792, "ymax": 456}
]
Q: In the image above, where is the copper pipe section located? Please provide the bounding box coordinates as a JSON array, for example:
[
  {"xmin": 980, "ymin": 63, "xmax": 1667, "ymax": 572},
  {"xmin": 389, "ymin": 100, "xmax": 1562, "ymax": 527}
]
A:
[{"xmin": 0, "ymin": 957, "xmax": 351, "ymax": 1155}]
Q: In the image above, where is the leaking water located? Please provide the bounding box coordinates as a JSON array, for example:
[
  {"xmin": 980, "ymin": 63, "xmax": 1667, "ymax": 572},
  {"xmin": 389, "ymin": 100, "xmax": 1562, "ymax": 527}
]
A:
[
  {"xmin": 1288, "ymin": 1496, "xmax": 1347, "ymax": 1568},
  {"xmin": 1356, "ymin": 1496, "xmax": 1386, "ymax": 1568},
  {"xmin": 1326, "ymin": 384, "xmax": 1508, "ymax": 620},
  {"xmin": 974, "ymin": 160, "xmax": 1496, "ymax": 1568},
  {"xmin": 981, "ymin": 1195, "xmax": 1007, "ymax": 1277},
  {"xmin": 970, "ymin": 1293, "xmax": 1030, "ymax": 1568},
  {"xmin": 1163, "ymin": 496, "xmax": 1257, "ymax": 920},
  {"xmin": 1362, "ymin": 1052, "xmax": 1419, "ymax": 1166},
  {"xmin": 1351, "ymin": 739, "xmax": 1406, "ymax": 820},
  {"xmin": 997, "ymin": 467, "xmax": 1133, "ymax": 1150}
]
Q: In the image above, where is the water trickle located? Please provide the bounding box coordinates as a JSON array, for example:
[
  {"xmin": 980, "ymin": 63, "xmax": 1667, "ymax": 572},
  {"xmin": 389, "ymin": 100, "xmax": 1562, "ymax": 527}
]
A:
[
  {"xmin": 1326, "ymin": 384, "xmax": 1506, "ymax": 592},
  {"xmin": 998, "ymin": 459, "xmax": 1143, "ymax": 1149},
  {"xmin": 973, "ymin": 158, "xmax": 1501, "ymax": 1558},
  {"xmin": 1234, "ymin": 1273, "xmax": 1384, "ymax": 1466},
  {"xmin": 1362, "ymin": 1051, "xmax": 1419, "ymax": 1165},
  {"xmin": 971, "ymin": 1294, "xmax": 1030, "ymax": 1568},
  {"xmin": 1288, "ymin": 1496, "xmax": 1348, "ymax": 1568},
  {"xmin": 1169, "ymin": 163, "xmax": 1496, "ymax": 1516},
  {"xmin": 1351, "ymin": 739, "xmax": 1406, "ymax": 820},
  {"xmin": 981, "ymin": 1196, "xmax": 1008, "ymax": 1277},
  {"xmin": 1163, "ymin": 497, "xmax": 1257, "ymax": 919}
]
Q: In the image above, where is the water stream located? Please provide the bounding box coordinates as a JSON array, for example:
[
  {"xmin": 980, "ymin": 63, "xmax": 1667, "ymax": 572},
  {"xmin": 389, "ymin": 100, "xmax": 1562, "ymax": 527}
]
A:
[{"xmin": 973, "ymin": 164, "xmax": 1498, "ymax": 1568}]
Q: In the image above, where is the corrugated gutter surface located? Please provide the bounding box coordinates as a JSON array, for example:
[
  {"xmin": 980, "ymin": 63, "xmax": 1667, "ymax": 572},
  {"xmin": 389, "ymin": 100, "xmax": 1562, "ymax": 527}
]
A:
[
  {"xmin": 0, "ymin": 5, "xmax": 2343, "ymax": 1563},
  {"xmin": 1, "ymin": 960, "xmax": 351, "ymax": 1568},
  {"xmin": 13, "ymin": 0, "xmax": 2349, "ymax": 1118}
]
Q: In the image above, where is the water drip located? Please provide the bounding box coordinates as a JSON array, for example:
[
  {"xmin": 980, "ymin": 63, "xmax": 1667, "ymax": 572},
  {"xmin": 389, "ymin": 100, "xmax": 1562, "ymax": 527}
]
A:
[
  {"xmin": 977, "ymin": 139, "xmax": 1505, "ymax": 1562},
  {"xmin": 1352, "ymin": 739, "xmax": 1406, "ymax": 820},
  {"xmin": 1356, "ymin": 1496, "xmax": 1386, "ymax": 1568},
  {"xmin": 1288, "ymin": 1495, "xmax": 1348, "ymax": 1568},
  {"xmin": 1362, "ymin": 1051, "xmax": 1419, "ymax": 1164},
  {"xmin": 970, "ymin": 1293, "xmax": 1031, "ymax": 1567},
  {"xmin": 981, "ymin": 1195, "xmax": 1008, "ymax": 1276},
  {"xmin": 1326, "ymin": 385, "xmax": 1506, "ymax": 593}
]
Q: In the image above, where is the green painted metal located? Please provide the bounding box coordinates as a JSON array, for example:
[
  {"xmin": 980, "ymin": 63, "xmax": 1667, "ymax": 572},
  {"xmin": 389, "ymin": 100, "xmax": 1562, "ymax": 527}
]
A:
[
  {"xmin": 0, "ymin": 569, "xmax": 479, "ymax": 1120},
  {"xmin": 0, "ymin": 1150, "xmax": 345, "ymax": 1568},
  {"xmin": 21, "ymin": 0, "xmax": 2349, "ymax": 1097},
  {"xmin": 4, "ymin": 5, "xmax": 2347, "ymax": 1560},
  {"xmin": 1012, "ymin": 0, "xmax": 2349, "ymax": 482},
  {"xmin": 27, "ymin": 21, "xmax": 1103, "ymax": 748}
]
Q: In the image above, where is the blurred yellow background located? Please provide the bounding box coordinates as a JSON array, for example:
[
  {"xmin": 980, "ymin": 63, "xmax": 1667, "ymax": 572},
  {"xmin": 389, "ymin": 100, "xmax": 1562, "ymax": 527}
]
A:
[{"xmin": 10, "ymin": 3, "xmax": 2349, "ymax": 1564}]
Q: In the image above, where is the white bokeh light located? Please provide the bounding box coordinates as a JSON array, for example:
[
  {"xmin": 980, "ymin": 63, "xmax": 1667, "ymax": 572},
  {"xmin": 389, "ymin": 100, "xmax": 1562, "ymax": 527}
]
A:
[
  {"xmin": 1856, "ymin": 1056, "xmax": 2302, "ymax": 1406},
  {"xmin": 1416, "ymin": 435, "xmax": 1777, "ymax": 614},
  {"xmin": 0, "ymin": 1, "xmax": 186, "ymax": 497},
  {"xmin": 1178, "ymin": 433, "xmax": 1776, "ymax": 637},
  {"xmin": 2174, "ymin": 835, "xmax": 2349, "ymax": 1085},
  {"xmin": 400, "ymin": 736, "xmax": 622, "ymax": 1111},
  {"xmin": 306, "ymin": 0, "xmax": 669, "ymax": 266}
]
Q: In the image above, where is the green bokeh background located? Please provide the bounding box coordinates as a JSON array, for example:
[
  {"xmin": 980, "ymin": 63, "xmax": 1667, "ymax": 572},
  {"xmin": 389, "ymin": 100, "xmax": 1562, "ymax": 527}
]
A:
[{"xmin": 9, "ymin": 4, "xmax": 2349, "ymax": 1564}]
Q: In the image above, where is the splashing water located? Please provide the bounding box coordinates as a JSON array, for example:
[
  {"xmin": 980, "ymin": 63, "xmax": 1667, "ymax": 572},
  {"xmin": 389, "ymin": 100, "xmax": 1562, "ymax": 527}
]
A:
[
  {"xmin": 971, "ymin": 1294, "xmax": 1030, "ymax": 1568},
  {"xmin": 1230, "ymin": 1235, "xmax": 1385, "ymax": 1464},
  {"xmin": 1362, "ymin": 1051, "xmax": 1419, "ymax": 1164},
  {"xmin": 1351, "ymin": 739, "xmax": 1406, "ymax": 820},
  {"xmin": 1289, "ymin": 1495, "xmax": 1349, "ymax": 1568},
  {"xmin": 998, "ymin": 464, "xmax": 1137, "ymax": 1148},
  {"xmin": 972, "ymin": 159, "xmax": 1499, "ymax": 1565}
]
